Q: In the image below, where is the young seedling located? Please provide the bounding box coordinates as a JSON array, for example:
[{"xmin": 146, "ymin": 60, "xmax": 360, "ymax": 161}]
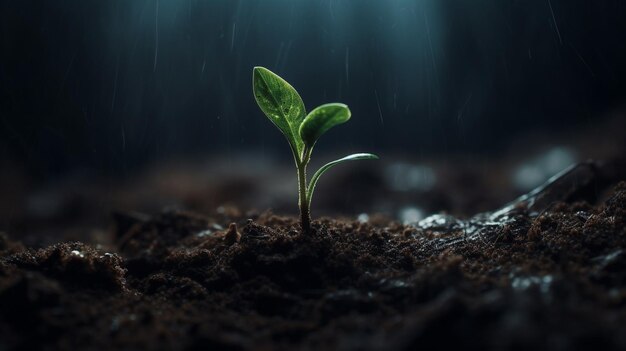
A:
[{"xmin": 253, "ymin": 66, "xmax": 378, "ymax": 233}]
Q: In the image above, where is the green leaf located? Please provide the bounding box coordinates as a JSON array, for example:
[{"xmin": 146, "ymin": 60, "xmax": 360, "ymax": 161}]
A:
[
  {"xmin": 307, "ymin": 153, "xmax": 379, "ymax": 207},
  {"xmin": 299, "ymin": 103, "xmax": 351, "ymax": 148},
  {"xmin": 253, "ymin": 66, "xmax": 306, "ymax": 159}
]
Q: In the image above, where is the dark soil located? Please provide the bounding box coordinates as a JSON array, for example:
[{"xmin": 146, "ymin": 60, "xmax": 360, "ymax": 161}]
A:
[{"xmin": 0, "ymin": 160, "xmax": 625, "ymax": 350}]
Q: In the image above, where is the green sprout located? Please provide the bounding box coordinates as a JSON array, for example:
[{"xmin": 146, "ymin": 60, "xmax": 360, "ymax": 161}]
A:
[{"xmin": 253, "ymin": 66, "xmax": 378, "ymax": 233}]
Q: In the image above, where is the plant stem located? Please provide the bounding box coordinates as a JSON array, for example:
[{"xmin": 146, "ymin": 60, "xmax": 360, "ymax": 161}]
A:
[
  {"xmin": 297, "ymin": 162, "xmax": 311, "ymax": 233},
  {"xmin": 296, "ymin": 146, "xmax": 312, "ymax": 234}
]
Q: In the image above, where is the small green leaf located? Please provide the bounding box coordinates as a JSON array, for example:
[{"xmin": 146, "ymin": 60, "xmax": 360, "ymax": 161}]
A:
[
  {"xmin": 253, "ymin": 66, "xmax": 306, "ymax": 158},
  {"xmin": 299, "ymin": 103, "xmax": 351, "ymax": 148},
  {"xmin": 307, "ymin": 153, "xmax": 379, "ymax": 207}
]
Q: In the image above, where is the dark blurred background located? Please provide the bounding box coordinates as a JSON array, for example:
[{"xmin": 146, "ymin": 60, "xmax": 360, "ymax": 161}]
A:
[
  {"xmin": 1, "ymin": 0, "xmax": 625, "ymax": 178},
  {"xmin": 1, "ymin": 1, "xmax": 625, "ymax": 241}
]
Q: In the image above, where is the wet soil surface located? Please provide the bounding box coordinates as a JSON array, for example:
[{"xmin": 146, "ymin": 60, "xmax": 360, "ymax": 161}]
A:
[{"xmin": 1, "ymin": 160, "xmax": 625, "ymax": 350}]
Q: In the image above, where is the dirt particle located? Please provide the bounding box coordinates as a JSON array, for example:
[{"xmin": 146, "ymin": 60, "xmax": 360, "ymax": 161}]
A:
[{"xmin": 224, "ymin": 222, "xmax": 241, "ymax": 244}]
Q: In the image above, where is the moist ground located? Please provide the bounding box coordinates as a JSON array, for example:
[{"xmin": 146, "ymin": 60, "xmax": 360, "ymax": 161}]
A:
[{"xmin": 0, "ymin": 169, "xmax": 625, "ymax": 350}]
